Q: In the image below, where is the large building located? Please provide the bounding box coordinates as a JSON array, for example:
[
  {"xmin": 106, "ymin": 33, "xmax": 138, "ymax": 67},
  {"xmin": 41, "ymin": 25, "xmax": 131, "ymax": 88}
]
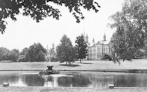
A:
[{"xmin": 85, "ymin": 34, "xmax": 110, "ymax": 60}]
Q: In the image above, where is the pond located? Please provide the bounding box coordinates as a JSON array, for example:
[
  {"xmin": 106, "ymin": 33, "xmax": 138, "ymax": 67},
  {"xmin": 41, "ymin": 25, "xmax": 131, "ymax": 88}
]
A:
[{"xmin": 0, "ymin": 71, "xmax": 147, "ymax": 88}]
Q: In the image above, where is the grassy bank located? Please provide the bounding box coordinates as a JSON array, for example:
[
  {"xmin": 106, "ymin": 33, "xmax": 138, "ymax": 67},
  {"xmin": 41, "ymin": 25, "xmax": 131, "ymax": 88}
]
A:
[
  {"xmin": 1, "ymin": 87, "xmax": 147, "ymax": 92},
  {"xmin": 0, "ymin": 59, "xmax": 147, "ymax": 71}
]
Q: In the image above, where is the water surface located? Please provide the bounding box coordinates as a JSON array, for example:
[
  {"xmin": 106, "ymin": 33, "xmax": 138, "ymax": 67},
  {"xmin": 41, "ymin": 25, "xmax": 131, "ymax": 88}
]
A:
[{"xmin": 0, "ymin": 71, "xmax": 147, "ymax": 88}]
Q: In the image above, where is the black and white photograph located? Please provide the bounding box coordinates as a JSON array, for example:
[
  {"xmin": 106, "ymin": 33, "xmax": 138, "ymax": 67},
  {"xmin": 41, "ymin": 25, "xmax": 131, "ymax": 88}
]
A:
[{"xmin": 0, "ymin": 0, "xmax": 147, "ymax": 92}]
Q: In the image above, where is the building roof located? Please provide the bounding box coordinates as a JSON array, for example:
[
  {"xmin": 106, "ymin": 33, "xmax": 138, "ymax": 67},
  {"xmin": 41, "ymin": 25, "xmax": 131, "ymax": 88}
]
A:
[{"xmin": 88, "ymin": 40, "xmax": 110, "ymax": 48}]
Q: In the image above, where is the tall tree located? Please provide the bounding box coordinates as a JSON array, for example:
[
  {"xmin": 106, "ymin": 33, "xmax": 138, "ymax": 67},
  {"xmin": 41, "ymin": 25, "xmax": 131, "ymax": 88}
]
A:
[
  {"xmin": 9, "ymin": 49, "xmax": 20, "ymax": 62},
  {"xmin": 56, "ymin": 34, "xmax": 75, "ymax": 64},
  {"xmin": 75, "ymin": 34, "xmax": 88, "ymax": 63},
  {"xmin": 0, "ymin": 0, "xmax": 100, "ymax": 34},
  {"xmin": 26, "ymin": 43, "xmax": 47, "ymax": 62},
  {"xmin": 0, "ymin": 47, "xmax": 10, "ymax": 61},
  {"xmin": 109, "ymin": 0, "xmax": 147, "ymax": 63}
]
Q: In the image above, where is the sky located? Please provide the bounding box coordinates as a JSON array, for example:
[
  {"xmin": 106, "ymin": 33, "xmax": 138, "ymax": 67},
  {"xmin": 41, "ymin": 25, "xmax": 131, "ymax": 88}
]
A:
[{"xmin": 0, "ymin": 0, "xmax": 124, "ymax": 51}]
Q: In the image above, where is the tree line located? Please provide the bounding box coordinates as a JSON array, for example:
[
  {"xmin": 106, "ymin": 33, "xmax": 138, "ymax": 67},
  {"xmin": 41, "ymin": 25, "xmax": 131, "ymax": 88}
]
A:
[
  {"xmin": 0, "ymin": 47, "xmax": 19, "ymax": 62},
  {"xmin": 0, "ymin": 34, "xmax": 88, "ymax": 64},
  {"xmin": 0, "ymin": 43, "xmax": 47, "ymax": 62}
]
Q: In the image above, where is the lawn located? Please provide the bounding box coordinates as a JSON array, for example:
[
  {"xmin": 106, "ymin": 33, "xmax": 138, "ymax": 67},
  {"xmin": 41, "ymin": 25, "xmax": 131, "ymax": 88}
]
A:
[{"xmin": 0, "ymin": 59, "xmax": 147, "ymax": 71}]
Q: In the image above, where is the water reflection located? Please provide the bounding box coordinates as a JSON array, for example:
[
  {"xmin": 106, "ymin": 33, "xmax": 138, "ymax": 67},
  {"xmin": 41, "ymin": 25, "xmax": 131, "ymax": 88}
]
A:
[
  {"xmin": 58, "ymin": 74, "xmax": 91, "ymax": 87},
  {"xmin": 0, "ymin": 73, "xmax": 27, "ymax": 86},
  {"xmin": 114, "ymin": 74, "xmax": 147, "ymax": 87},
  {"xmin": 0, "ymin": 72, "xmax": 147, "ymax": 88},
  {"xmin": 23, "ymin": 74, "xmax": 44, "ymax": 86},
  {"xmin": 0, "ymin": 74, "xmax": 18, "ymax": 84}
]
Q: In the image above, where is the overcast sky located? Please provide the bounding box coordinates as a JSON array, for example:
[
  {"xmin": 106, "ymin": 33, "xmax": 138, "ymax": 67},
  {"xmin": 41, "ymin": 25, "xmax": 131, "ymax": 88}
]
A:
[{"xmin": 0, "ymin": 0, "xmax": 124, "ymax": 51}]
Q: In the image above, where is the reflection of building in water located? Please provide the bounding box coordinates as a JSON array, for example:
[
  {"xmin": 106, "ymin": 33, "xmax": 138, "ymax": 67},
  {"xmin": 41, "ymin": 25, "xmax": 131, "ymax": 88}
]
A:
[{"xmin": 84, "ymin": 33, "xmax": 111, "ymax": 60}]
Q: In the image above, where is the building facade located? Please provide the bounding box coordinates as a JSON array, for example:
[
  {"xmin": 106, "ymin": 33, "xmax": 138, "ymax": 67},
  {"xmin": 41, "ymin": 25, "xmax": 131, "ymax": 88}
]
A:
[
  {"xmin": 85, "ymin": 34, "xmax": 110, "ymax": 60},
  {"xmin": 87, "ymin": 42, "xmax": 110, "ymax": 60}
]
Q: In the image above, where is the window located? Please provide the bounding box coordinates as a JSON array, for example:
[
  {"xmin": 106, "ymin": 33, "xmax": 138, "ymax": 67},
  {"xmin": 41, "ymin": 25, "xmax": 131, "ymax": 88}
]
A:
[{"xmin": 97, "ymin": 46, "xmax": 100, "ymax": 53}]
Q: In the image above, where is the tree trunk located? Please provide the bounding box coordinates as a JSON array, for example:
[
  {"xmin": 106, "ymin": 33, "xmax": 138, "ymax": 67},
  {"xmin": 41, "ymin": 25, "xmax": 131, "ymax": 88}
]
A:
[{"xmin": 80, "ymin": 59, "xmax": 81, "ymax": 63}]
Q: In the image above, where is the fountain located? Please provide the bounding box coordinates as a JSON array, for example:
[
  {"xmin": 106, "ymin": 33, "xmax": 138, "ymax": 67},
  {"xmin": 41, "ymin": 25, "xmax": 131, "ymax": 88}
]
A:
[
  {"xmin": 39, "ymin": 66, "xmax": 60, "ymax": 76},
  {"xmin": 39, "ymin": 48, "xmax": 60, "ymax": 76}
]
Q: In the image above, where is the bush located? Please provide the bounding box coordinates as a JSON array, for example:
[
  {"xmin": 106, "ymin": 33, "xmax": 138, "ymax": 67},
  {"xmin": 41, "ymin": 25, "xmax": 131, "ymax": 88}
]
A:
[{"xmin": 101, "ymin": 54, "xmax": 112, "ymax": 61}]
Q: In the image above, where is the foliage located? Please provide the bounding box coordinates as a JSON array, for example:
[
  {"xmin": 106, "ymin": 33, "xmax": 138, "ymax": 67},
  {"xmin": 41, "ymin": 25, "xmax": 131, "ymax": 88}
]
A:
[
  {"xmin": 75, "ymin": 34, "xmax": 88, "ymax": 63},
  {"xmin": 0, "ymin": 0, "xmax": 100, "ymax": 34},
  {"xmin": 56, "ymin": 35, "xmax": 76, "ymax": 64},
  {"xmin": 0, "ymin": 47, "xmax": 19, "ymax": 62},
  {"xmin": 0, "ymin": 47, "xmax": 10, "ymax": 61},
  {"xmin": 0, "ymin": 43, "xmax": 47, "ymax": 62},
  {"xmin": 133, "ymin": 49, "xmax": 145, "ymax": 59},
  {"xmin": 101, "ymin": 54, "xmax": 112, "ymax": 61},
  {"xmin": 20, "ymin": 47, "xmax": 28, "ymax": 55},
  {"xmin": 25, "ymin": 43, "xmax": 47, "ymax": 62},
  {"xmin": 9, "ymin": 49, "xmax": 20, "ymax": 62},
  {"xmin": 109, "ymin": 0, "xmax": 147, "ymax": 63}
]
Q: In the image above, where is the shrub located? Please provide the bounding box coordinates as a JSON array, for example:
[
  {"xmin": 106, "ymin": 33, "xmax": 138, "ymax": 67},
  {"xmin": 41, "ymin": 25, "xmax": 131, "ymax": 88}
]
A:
[{"xmin": 101, "ymin": 54, "xmax": 112, "ymax": 61}]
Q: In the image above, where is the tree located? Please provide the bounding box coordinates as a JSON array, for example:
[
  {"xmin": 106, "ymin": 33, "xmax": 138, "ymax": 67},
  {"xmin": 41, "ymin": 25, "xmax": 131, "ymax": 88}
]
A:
[
  {"xmin": 9, "ymin": 49, "xmax": 20, "ymax": 62},
  {"xmin": 56, "ymin": 34, "xmax": 75, "ymax": 64},
  {"xmin": 0, "ymin": 47, "xmax": 20, "ymax": 62},
  {"xmin": 20, "ymin": 47, "xmax": 28, "ymax": 55},
  {"xmin": 18, "ymin": 47, "xmax": 29, "ymax": 62},
  {"xmin": 75, "ymin": 34, "xmax": 88, "ymax": 63},
  {"xmin": 0, "ymin": 47, "xmax": 10, "ymax": 61},
  {"xmin": 109, "ymin": 0, "xmax": 147, "ymax": 63},
  {"xmin": 25, "ymin": 43, "xmax": 47, "ymax": 62},
  {"xmin": 0, "ymin": 0, "xmax": 100, "ymax": 34}
]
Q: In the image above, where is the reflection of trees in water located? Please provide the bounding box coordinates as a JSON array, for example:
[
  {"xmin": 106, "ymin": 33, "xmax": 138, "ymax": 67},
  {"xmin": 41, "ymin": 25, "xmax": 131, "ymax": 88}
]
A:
[
  {"xmin": 57, "ymin": 77, "xmax": 72, "ymax": 87},
  {"xmin": 80, "ymin": 73, "xmax": 147, "ymax": 87},
  {"xmin": 58, "ymin": 74, "xmax": 91, "ymax": 87},
  {"xmin": 139, "ymin": 75, "xmax": 147, "ymax": 87},
  {"xmin": 114, "ymin": 74, "xmax": 147, "ymax": 87},
  {"xmin": 0, "ymin": 74, "xmax": 19, "ymax": 84},
  {"xmin": 72, "ymin": 74, "xmax": 91, "ymax": 87},
  {"xmin": 114, "ymin": 74, "xmax": 138, "ymax": 87},
  {"xmin": 1, "ymin": 73, "xmax": 147, "ymax": 87},
  {"xmin": 77, "ymin": 73, "xmax": 113, "ymax": 88},
  {"xmin": 57, "ymin": 73, "xmax": 115, "ymax": 88},
  {"xmin": 23, "ymin": 74, "xmax": 44, "ymax": 86},
  {"xmin": 88, "ymin": 76, "xmax": 113, "ymax": 88}
]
